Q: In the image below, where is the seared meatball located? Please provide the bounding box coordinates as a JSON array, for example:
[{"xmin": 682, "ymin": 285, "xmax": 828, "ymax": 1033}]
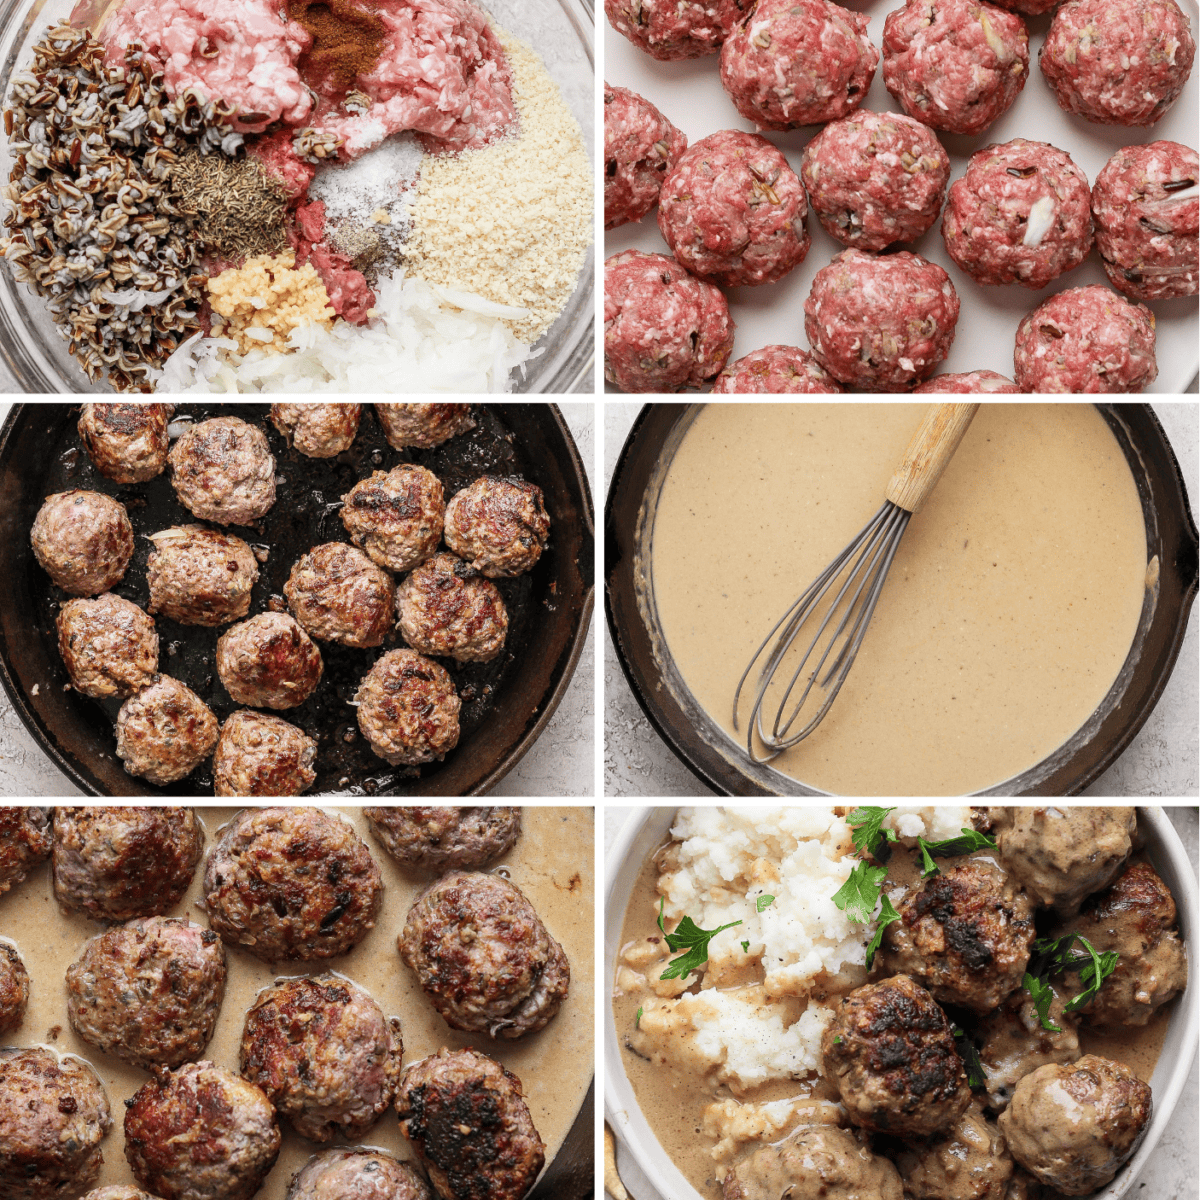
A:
[
  {"xmin": 57, "ymin": 593, "xmax": 159, "ymax": 700},
  {"xmin": 0, "ymin": 1047, "xmax": 111, "ymax": 1200},
  {"xmin": 30, "ymin": 490, "xmax": 134, "ymax": 596},
  {"xmin": 77, "ymin": 403, "xmax": 173, "ymax": 483},
  {"xmin": 977, "ymin": 985, "xmax": 1080, "ymax": 1111},
  {"xmin": 997, "ymin": 1055, "xmax": 1151, "ymax": 1195},
  {"xmin": 0, "ymin": 942, "xmax": 29, "ymax": 1034},
  {"xmin": 203, "ymin": 807, "xmax": 383, "ymax": 960},
  {"xmin": 375, "ymin": 403, "xmax": 475, "ymax": 450},
  {"xmin": 0, "ymin": 806, "xmax": 52, "ymax": 896},
  {"xmin": 341, "ymin": 466, "xmax": 445, "ymax": 573},
  {"xmin": 364, "ymin": 806, "xmax": 521, "ymax": 872},
  {"xmin": 444, "ymin": 477, "xmax": 550, "ymax": 578},
  {"xmin": 146, "ymin": 526, "xmax": 259, "ymax": 627},
  {"xmin": 396, "ymin": 1047, "xmax": 545, "ymax": 1200},
  {"xmin": 270, "ymin": 403, "xmax": 362, "ymax": 458},
  {"xmin": 285, "ymin": 542, "xmax": 395, "ymax": 648},
  {"xmin": 822, "ymin": 974, "xmax": 971, "ymax": 1138},
  {"xmin": 399, "ymin": 870, "xmax": 569, "ymax": 1038},
  {"xmin": 115, "ymin": 675, "xmax": 219, "ymax": 786},
  {"xmin": 287, "ymin": 1148, "xmax": 433, "ymax": 1200},
  {"xmin": 240, "ymin": 974, "xmax": 403, "ymax": 1141},
  {"xmin": 124, "ymin": 1061, "xmax": 280, "ymax": 1200},
  {"xmin": 212, "ymin": 711, "xmax": 318, "ymax": 797},
  {"xmin": 898, "ymin": 1101, "xmax": 1013, "ymax": 1200},
  {"xmin": 53, "ymin": 807, "xmax": 204, "ymax": 921},
  {"xmin": 355, "ymin": 649, "xmax": 461, "ymax": 766},
  {"xmin": 396, "ymin": 554, "xmax": 508, "ymax": 663},
  {"xmin": 216, "ymin": 613, "xmax": 323, "ymax": 709},
  {"xmin": 167, "ymin": 417, "xmax": 276, "ymax": 527},
  {"xmin": 66, "ymin": 916, "xmax": 227, "ymax": 1070}
]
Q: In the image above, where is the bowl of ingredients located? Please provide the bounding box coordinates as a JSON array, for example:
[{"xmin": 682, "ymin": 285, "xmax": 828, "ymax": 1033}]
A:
[{"xmin": 606, "ymin": 804, "xmax": 1196, "ymax": 1200}]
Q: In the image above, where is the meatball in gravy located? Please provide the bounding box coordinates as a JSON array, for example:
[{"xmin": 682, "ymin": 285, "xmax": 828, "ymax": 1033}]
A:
[
  {"xmin": 365, "ymin": 806, "xmax": 521, "ymax": 872},
  {"xmin": 976, "ymin": 985, "xmax": 1080, "ymax": 1112},
  {"xmin": 286, "ymin": 1149, "xmax": 433, "ymax": 1200},
  {"xmin": 444, "ymin": 476, "xmax": 550, "ymax": 578},
  {"xmin": 30, "ymin": 489, "xmax": 133, "ymax": 596},
  {"xmin": 0, "ymin": 943, "xmax": 29, "ymax": 1034},
  {"xmin": 897, "ymin": 1101, "xmax": 1014, "ymax": 1200},
  {"xmin": 77, "ymin": 402, "xmax": 173, "ymax": 483},
  {"xmin": 146, "ymin": 526, "xmax": 259, "ymax": 627},
  {"xmin": 0, "ymin": 807, "xmax": 51, "ymax": 896}
]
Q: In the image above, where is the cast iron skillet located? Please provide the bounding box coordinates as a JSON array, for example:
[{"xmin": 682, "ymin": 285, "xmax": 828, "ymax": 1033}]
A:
[
  {"xmin": 0, "ymin": 402, "xmax": 594, "ymax": 796},
  {"xmin": 606, "ymin": 403, "xmax": 1198, "ymax": 797}
]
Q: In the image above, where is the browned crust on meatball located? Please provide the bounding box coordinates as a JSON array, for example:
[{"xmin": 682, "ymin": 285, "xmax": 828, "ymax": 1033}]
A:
[
  {"xmin": 216, "ymin": 613, "xmax": 324, "ymax": 710},
  {"xmin": 212, "ymin": 711, "xmax": 318, "ymax": 798},
  {"xmin": 0, "ymin": 942, "xmax": 29, "ymax": 1035},
  {"xmin": 77, "ymin": 404, "xmax": 173, "ymax": 484},
  {"xmin": 146, "ymin": 526, "xmax": 260, "ymax": 628},
  {"xmin": 116, "ymin": 675, "xmax": 219, "ymax": 786},
  {"xmin": 269, "ymin": 404, "xmax": 362, "ymax": 458},
  {"xmin": 396, "ymin": 554, "xmax": 509, "ymax": 663},
  {"xmin": 285, "ymin": 542, "xmax": 395, "ymax": 648},
  {"xmin": 57, "ymin": 594, "xmax": 159, "ymax": 700},
  {"xmin": 355, "ymin": 649, "xmax": 461, "ymax": 766},
  {"xmin": 341, "ymin": 465, "xmax": 446, "ymax": 574},
  {"xmin": 166, "ymin": 417, "xmax": 276, "ymax": 527},
  {"xmin": 443, "ymin": 478, "xmax": 550, "ymax": 578},
  {"xmin": 0, "ymin": 807, "xmax": 52, "ymax": 896},
  {"xmin": 364, "ymin": 807, "xmax": 521, "ymax": 872},
  {"xmin": 374, "ymin": 404, "xmax": 475, "ymax": 450},
  {"xmin": 30, "ymin": 490, "xmax": 134, "ymax": 596}
]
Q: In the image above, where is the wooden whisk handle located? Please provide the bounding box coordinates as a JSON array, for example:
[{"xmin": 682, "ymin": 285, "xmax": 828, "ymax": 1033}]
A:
[{"xmin": 885, "ymin": 402, "xmax": 981, "ymax": 514}]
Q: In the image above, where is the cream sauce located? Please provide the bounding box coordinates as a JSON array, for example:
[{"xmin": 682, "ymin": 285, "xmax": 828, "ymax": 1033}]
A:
[
  {"xmin": 650, "ymin": 404, "xmax": 1149, "ymax": 796},
  {"xmin": 0, "ymin": 805, "xmax": 594, "ymax": 1200}
]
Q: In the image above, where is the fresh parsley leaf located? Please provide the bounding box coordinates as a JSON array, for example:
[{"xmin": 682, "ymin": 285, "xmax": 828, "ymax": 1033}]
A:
[
  {"xmin": 756, "ymin": 894, "xmax": 776, "ymax": 913},
  {"xmin": 1023, "ymin": 933, "xmax": 1119, "ymax": 1022},
  {"xmin": 1064, "ymin": 937, "xmax": 1120, "ymax": 1014},
  {"xmin": 833, "ymin": 1035, "xmax": 843, "ymax": 1045},
  {"xmin": 864, "ymin": 893, "xmax": 902, "ymax": 969},
  {"xmin": 917, "ymin": 841, "xmax": 939, "ymax": 878},
  {"xmin": 915, "ymin": 829, "xmax": 998, "ymax": 878},
  {"xmin": 952, "ymin": 1026, "xmax": 987, "ymax": 1089},
  {"xmin": 846, "ymin": 807, "xmax": 898, "ymax": 858},
  {"xmin": 740, "ymin": 940, "xmax": 750, "ymax": 953},
  {"xmin": 656, "ymin": 898, "xmax": 743, "ymax": 980},
  {"xmin": 833, "ymin": 860, "xmax": 888, "ymax": 924},
  {"xmin": 635, "ymin": 1006, "xmax": 643, "ymax": 1028},
  {"xmin": 1021, "ymin": 972, "xmax": 1062, "ymax": 1032}
]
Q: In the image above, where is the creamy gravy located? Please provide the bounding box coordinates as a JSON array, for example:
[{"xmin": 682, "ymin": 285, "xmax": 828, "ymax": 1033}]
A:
[
  {"xmin": 650, "ymin": 404, "xmax": 1149, "ymax": 796},
  {"xmin": 0, "ymin": 805, "xmax": 594, "ymax": 1200}
]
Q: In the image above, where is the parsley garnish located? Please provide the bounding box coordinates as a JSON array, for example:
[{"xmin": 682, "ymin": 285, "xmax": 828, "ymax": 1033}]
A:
[
  {"xmin": 656, "ymin": 897, "xmax": 743, "ymax": 981},
  {"xmin": 916, "ymin": 829, "xmax": 998, "ymax": 878},
  {"xmin": 635, "ymin": 1006, "xmax": 643, "ymax": 1028},
  {"xmin": 833, "ymin": 1035, "xmax": 843, "ymax": 1045},
  {"xmin": 846, "ymin": 807, "xmax": 898, "ymax": 858},
  {"xmin": 833, "ymin": 861, "xmax": 888, "ymax": 923},
  {"xmin": 1023, "ymin": 933, "xmax": 1119, "ymax": 1026},
  {"xmin": 953, "ymin": 1026, "xmax": 987, "ymax": 1089},
  {"xmin": 834, "ymin": 809, "xmax": 901, "ymax": 955},
  {"xmin": 1021, "ymin": 972, "xmax": 1062, "ymax": 1032},
  {"xmin": 864, "ymin": 893, "xmax": 902, "ymax": 970},
  {"xmin": 740, "ymin": 940, "xmax": 750, "ymax": 953},
  {"xmin": 756, "ymin": 894, "xmax": 776, "ymax": 913}
]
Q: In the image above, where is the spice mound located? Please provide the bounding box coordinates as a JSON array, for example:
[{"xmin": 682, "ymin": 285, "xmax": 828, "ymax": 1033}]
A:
[{"xmin": 208, "ymin": 252, "xmax": 335, "ymax": 353}]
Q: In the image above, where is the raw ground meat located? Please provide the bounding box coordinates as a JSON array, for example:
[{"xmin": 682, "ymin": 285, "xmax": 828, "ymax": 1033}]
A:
[
  {"xmin": 604, "ymin": 85, "xmax": 688, "ymax": 230},
  {"xmin": 942, "ymin": 139, "xmax": 1093, "ymax": 289},
  {"xmin": 711, "ymin": 345, "xmax": 842, "ymax": 392},
  {"xmin": 804, "ymin": 248, "xmax": 960, "ymax": 390},
  {"xmin": 248, "ymin": 130, "xmax": 318, "ymax": 201},
  {"xmin": 986, "ymin": 0, "xmax": 1055, "ymax": 15},
  {"xmin": 800, "ymin": 109, "xmax": 950, "ymax": 251},
  {"xmin": 657, "ymin": 130, "xmax": 810, "ymax": 287},
  {"xmin": 604, "ymin": 249, "xmax": 735, "ymax": 392},
  {"xmin": 719, "ymin": 0, "xmax": 878, "ymax": 130},
  {"xmin": 605, "ymin": 0, "xmax": 748, "ymax": 60},
  {"xmin": 1013, "ymin": 285, "xmax": 1158, "ymax": 392},
  {"xmin": 914, "ymin": 370, "xmax": 1020, "ymax": 391},
  {"xmin": 882, "ymin": 0, "xmax": 1029, "ymax": 136}
]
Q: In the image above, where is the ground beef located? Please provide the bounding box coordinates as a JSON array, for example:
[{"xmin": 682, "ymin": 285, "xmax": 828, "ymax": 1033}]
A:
[
  {"xmin": 146, "ymin": 525, "xmax": 260, "ymax": 627},
  {"xmin": 914, "ymin": 370, "xmax": 1021, "ymax": 392},
  {"xmin": 212, "ymin": 711, "xmax": 318, "ymax": 797},
  {"xmin": 354, "ymin": 648, "xmax": 462, "ymax": 765},
  {"xmin": 711, "ymin": 345, "xmax": 842, "ymax": 392},
  {"xmin": 396, "ymin": 552, "xmax": 509, "ymax": 663},
  {"xmin": 116, "ymin": 675, "xmax": 220, "ymax": 786},
  {"xmin": 604, "ymin": 84, "xmax": 689, "ymax": 230},
  {"xmin": 0, "ymin": 943, "xmax": 29, "ymax": 1035},
  {"xmin": 604, "ymin": 249, "xmax": 735, "ymax": 392},
  {"xmin": 0, "ymin": 808, "xmax": 51, "ymax": 896},
  {"xmin": 77, "ymin": 403, "xmax": 173, "ymax": 483},
  {"xmin": 286, "ymin": 1149, "xmax": 434, "ymax": 1200},
  {"xmin": 364, "ymin": 806, "xmax": 521, "ymax": 871},
  {"xmin": 285, "ymin": 542, "xmax": 395, "ymax": 648},
  {"xmin": 30, "ymin": 490, "xmax": 133, "ymax": 597},
  {"xmin": 985, "ymin": 0, "xmax": 1054, "ymax": 15},
  {"xmin": 443, "ymin": 476, "xmax": 551, "ymax": 578},
  {"xmin": 56, "ymin": 593, "xmax": 159, "ymax": 700},
  {"xmin": 167, "ymin": 416, "xmax": 276, "ymax": 527},
  {"xmin": 269, "ymin": 403, "xmax": 362, "ymax": 457},
  {"xmin": 341, "ymin": 465, "xmax": 445, "ymax": 572},
  {"xmin": 375, "ymin": 403, "xmax": 475, "ymax": 450},
  {"xmin": 804, "ymin": 248, "xmax": 960, "ymax": 390},
  {"xmin": 215, "ymin": 612, "xmax": 323, "ymax": 709},
  {"xmin": 605, "ymin": 0, "xmax": 747, "ymax": 58},
  {"xmin": 1013, "ymin": 285, "xmax": 1157, "ymax": 392}
]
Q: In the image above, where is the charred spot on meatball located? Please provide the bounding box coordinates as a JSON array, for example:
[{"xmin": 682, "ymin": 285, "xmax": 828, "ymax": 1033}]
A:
[
  {"xmin": 365, "ymin": 806, "xmax": 521, "ymax": 872},
  {"xmin": 30, "ymin": 490, "xmax": 134, "ymax": 596},
  {"xmin": 374, "ymin": 403, "xmax": 475, "ymax": 450},
  {"xmin": 77, "ymin": 403, "xmax": 173, "ymax": 484},
  {"xmin": 286, "ymin": 1148, "xmax": 434, "ymax": 1200},
  {"xmin": 443, "ymin": 477, "xmax": 550, "ymax": 578},
  {"xmin": 216, "ymin": 613, "xmax": 323, "ymax": 710},
  {"xmin": 285, "ymin": 542, "xmax": 395, "ymax": 649},
  {"xmin": 146, "ymin": 526, "xmax": 260, "ymax": 628},
  {"xmin": 167, "ymin": 416, "xmax": 276, "ymax": 527},
  {"xmin": 341, "ymin": 465, "xmax": 446, "ymax": 573},
  {"xmin": 355, "ymin": 649, "xmax": 462, "ymax": 766},
  {"xmin": 0, "ymin": 943, "xmax": 29, "ymax": 1035},
  {"xmin": 269, "ymin": 403, "xmax": 362, "ymax": 458},
  {"xmin": 0, "ymin": 807, "xmax": 51, "ymax": 896},
  {"xmin": 396, "ymin": 553, "xmax": 509, "ymax": 664},
  {"xmin": 116, "ymin": 675, "xmax": 219, "ymax": 786}
]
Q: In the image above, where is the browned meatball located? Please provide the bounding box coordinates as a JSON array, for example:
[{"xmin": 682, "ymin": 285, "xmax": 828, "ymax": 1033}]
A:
[
  {"xmin": 66, "ymin": 916, "xmax": 227, "ymax": 1070},
  {"xmin": 0, "ymin": 806, "xmax": 52, "ymax": 896},
  {"xmin": 167, "ymin": 417, "xmax": 276, "ymax": 527},
  {"xmin": 341, "ymin": 466, "xmax": 445, "ymax": 573},
  {"xmin": 287, "ymin": 1148, "xmax": 433, "ymax": 1200},
  {"xmin": 212, "ymin": 711, "xmax": 318, "ymax": 797},
  {"xmin": 364, "ymin": 806, "xmax": 521, "ymax": 872},
  {"xmin": 822, "ymin": 974, "xmax": 971, "ymax": 1138},
  {"xmin": 57, "ymin": 593, "xmax": 159, "ymax": 700},
  {"xmin": 240, "ymin": 974, "xmax": 402, "ymax": 1141},
  {"xmin": 124, "ymin": 1061, "xmax": 280, "ymax": 1200},
  {"xmin": 216, "ymin": 613, "xmax": 323, "ymax": 709},
  {"xmin": 375, "ymin": 403, "xmax": 475, "ymax": 450},
  {"xmin": 203, "ymin": 807, "xmax": 383, "ymax": 960},
  {"xmin": 0, "ymin": 1047, "xmax": 112, "ymax": 1200},
  {"xmin": 396, "ymin": 553, "xmax": 508, "ymax": 663},
  {"xmin": 285, "ymin": 542, "xmax": 395, "ymax": 648},
  {"xmin": 399, "ymin": 870, "xmax": 569, "ymax": 1039},
  {"xmin": 116, "ymin": 675, "xmax": 219, "ymax": 786},
  {"xmin": 898, "ymin": 1101, "xmax": 1014, "ymax": 1200},
  {"xmin": 77, "ymin": 403, "xmax": 173, "ymax": 483},
  {"xmin": 270, "ymin": 403, "xmax": 362, "ymax": 458},
  {"xmin": 0, "ymin": 942, "xmax": 29, "ymax": 1035},
  {"xmin": 443, "ymin": 477, "xmax": 550, "ymax": 578},
  {"xmin": 30, "ymin": 490, "xmax": 134, "ymax": 596},
  {"xmin": 80, "ymin": 1188, "xmax": 165, "ymax": 1200},
  {"xmin": 396, "ymin": 1047, "xmax": 544, "ymax": 1200},
  {"xmin": 355, "ymin": 649, "xmax": 461, "ymax": 766},
  {"xmin": 52, "ymin": 807, "xmax": 204, "ymax": 921},
  {"xmin": 146, "ymin": 526, "xmax": 260, "ymax": 627}
]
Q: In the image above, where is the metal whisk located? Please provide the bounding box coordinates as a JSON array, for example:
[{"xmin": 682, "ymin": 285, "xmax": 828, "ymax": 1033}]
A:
[{"xmin": 733, "ymin": 403, "xmax": 980, "ymax": 765}]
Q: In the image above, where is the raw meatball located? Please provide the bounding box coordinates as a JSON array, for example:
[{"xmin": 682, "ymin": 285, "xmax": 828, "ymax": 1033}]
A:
[
  {"xmin": 216, "ymin": 613, "xmax": 323, "ymax": 709},
  {"xmin": 443, "ymin": 477, "xmax": 550, "ymax": 578},
  {"xmin": 30, "ymin": 490, "xmax": 133, "ymax": 596},
  {"xmin": 269, "ymin": 403, "xmax": 362, "ymax": 457},
  {"xmin": 355, "ymin": 649, "xmax": 461, "ymax": 766},
  {"xmin": 57, "ymin": 593, "xmax": 159, "ymax": 699},
  {"xmin": 203, "ymin": 807, "xmax": 382, "ymax": 959},
  {"xmin": 1040, "ymin": 0, "xmax": 1196, "ymax": 127},
  {"xmin": 942, "ymin": 140, "xmax": 1093, "ymax": 289},
  {"xmin": 897, "ymin": 1101, "xmax": 1014, "ymax": 1200},
  {"xmin": 882, "ymin": 0, "xmax": 1029, "ymax": 136},
  {"xmin": 604, "ymin": 84, "xmax": 688, "ymax": 230},
  {"xmin": 212, "ymin": 711, "xmax": 318, "ymax": 798},
  {"xmin": 364, "ymin": 807, "xmax": 522, "ymax": 872},
  {"xmin": 997, "ymin": 1056, "xmax": 1151, "ymax": 1195},
  {"xmin": 287, "ymin": 1149, "xmax": 433, "ymax": 1200},
  {"xmin": 341, "ymin": 465, "xmax": 445, "ymax": 572},
  {"xmin": 396, "ymin": 553, "xmax": 509, "ymax": 663},
  {"xmin": 0, "ymin": 1047, "xmax": 111, "ymax": 1200},
  {"xmin": 976, "ymin": 985, "xmax": 1080, "ymax": 1111},
  {"xmin": 1092, "ymin": 141, "xmax": 1199, "ymax": 300},
  {"xmin": 396, "ymin": 1047, "xmax": 545, "ymax": 1200},
  {"xmin": 720, "ymin": 0, "xmax": 877, "ymax": 129},
  {"xmin": 0, "ymin": 807, "xmax": 51, "ymax": 896},
  {"xmin": 658, "ymin": 130, "xmax": 810, "ymax": 287},
  {"xmin": 77, "ymin": 403, "xmax": 173, "ymax": 483},
  {"xmin": 167, "ymin": 416, "xmax": 276, "ymax": 526},
  {"xmin": 146, "ymin": 526, "xmax": 259, "ymax": 627},
  {"xmin": 804, "ymin": 249, "xmax": 960, "ymax": 390},
  {"xmin": 124, "ymin": 1061, "xmax": 280, "ymax": 1200},
  {"xmin": 712, "ymin": 345, "xmax": 842, "ymax": 392},
  {"xmin": 52, "ymin": 807, "xmax": 204, "ymax": 921},
  {"xmin": 240, "ymin": 974, "xmax": 402, "ymax": 1141},
  {"xmin": 0, "ymin": 943, "xmax": 29, "ymax": 1034},
  {"xmin": 986, "ymin": 0, "xmax": 1053, "ymax": 16},
  {"xmin": 914, "ymin": 371, "xmax": 1020, "ymax": 392},
  {"xmin": 285, "ymin": 542, "xmax": 395, "ymax": 648},
  {"xmin": 605, "ymin": 0, "xmax": 746, "ymax": 58},
  {"xmin": 800, "ymin": 110, "xmax": 950, "ymax": 251},
  {"xmin": 399, "ymin": 870, "xmax": 569, "ymax": 1038},
  {"xmin": 604, "ymin": 250, "xmax": 735, "ymax": 392},
  {"xmin": 1013, "ymin": 285, "xmax": 1157, "ymax": 393},
  {"xmin": 116, "ymin": 675, "xmax": 219, "ymax": 786},
  {"xmin": 375, "ymin": 404, "xmax": 474, "ymax": 450},
  {"xmin": 65, "ymin": 916, "xmax": 227, "ymax": 1070}
]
